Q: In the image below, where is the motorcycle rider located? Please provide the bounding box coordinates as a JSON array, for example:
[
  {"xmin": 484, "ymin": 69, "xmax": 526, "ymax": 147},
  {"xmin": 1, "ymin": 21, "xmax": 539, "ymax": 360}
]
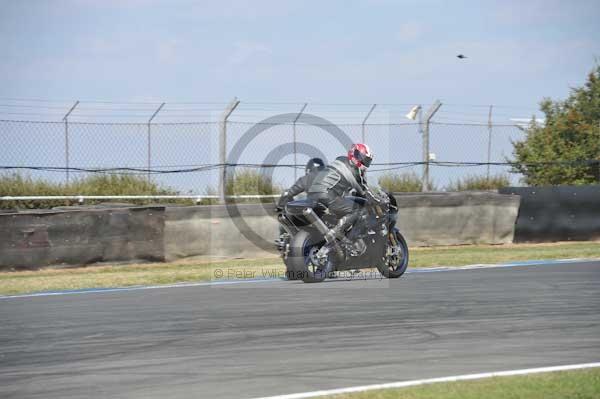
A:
[
  {"xmin": 307, "ymin": 143, "xmax": 373, "ymax": 246},
  {"xmin": 276, "ymin": 157, "xmax": 325, "ymax": 212}
]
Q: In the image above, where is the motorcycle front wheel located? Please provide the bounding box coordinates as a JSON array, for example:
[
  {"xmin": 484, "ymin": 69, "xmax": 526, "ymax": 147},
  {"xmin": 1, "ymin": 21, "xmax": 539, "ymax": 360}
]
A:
[{"xmin": 377, "ymin": 228, "xmax": 409, "ymax": 278}]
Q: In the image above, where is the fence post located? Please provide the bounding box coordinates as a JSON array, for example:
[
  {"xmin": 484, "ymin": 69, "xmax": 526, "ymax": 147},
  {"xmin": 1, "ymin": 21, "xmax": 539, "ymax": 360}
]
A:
[
  {"xmin": 292, "ymin": 103, "xmax": 308, "ymax": 181},
  {"xmin": 361, "ymin": 104, "xmax": 377, "ymax": 143},
  {"xmin": 487, "ymin": 105, "xmax": 493, "ymax": 181},
  {"xmin": 147, "ymin": 103, "xmax": 165, "ymax": 182},
  {"xmin": 422, "ymin": 100, "xmax": 442, "ymax": 192},
  {"xmin": 62, "ymin": 101, "xmax": 80, "ymax": 185},
  {"xmin": 219, "ymin": 97, "xmax": 240, "ymax": 203}
]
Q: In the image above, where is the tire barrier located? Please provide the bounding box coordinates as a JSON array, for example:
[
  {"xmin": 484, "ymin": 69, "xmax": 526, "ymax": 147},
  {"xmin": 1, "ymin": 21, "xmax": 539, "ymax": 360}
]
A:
[{"xmin": 499, "ymin": 186, "xmax": 600, "ymax": 243}]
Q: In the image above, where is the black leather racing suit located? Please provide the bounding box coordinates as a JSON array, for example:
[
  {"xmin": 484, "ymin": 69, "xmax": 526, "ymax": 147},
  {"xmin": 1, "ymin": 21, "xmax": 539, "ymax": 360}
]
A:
[
  {"xmin": 276, "ymin": 170, "xmax": 320, "ymax": 210},
  {"xmin": 307, "ymin": 156, "xmax": 367, "ymax": 239}
]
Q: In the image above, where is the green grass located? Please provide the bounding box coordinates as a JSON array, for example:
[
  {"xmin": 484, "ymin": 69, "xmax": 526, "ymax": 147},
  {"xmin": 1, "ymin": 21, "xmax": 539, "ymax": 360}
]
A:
[
  {"xmin": 0, "ymin": 242, "xmax": 598, "ymax": 296},
  {"xmin": 330, "ymin": 368, "xmax": 600, "ymax": 399},
  {"xmin": 408, "ymin": 242, "xmax": 600, "ymax": 268}
]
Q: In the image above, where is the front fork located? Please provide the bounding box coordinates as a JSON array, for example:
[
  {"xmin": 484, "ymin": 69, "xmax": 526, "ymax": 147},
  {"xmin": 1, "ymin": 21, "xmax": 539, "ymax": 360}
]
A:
[{"xmin": 388, "ymin": 229, "xmax": 398, "ymax": 246}]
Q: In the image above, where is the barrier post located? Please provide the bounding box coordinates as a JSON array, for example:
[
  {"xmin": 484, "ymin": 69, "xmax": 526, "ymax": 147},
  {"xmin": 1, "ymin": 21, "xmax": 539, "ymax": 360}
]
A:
[
  {"xmin": 219, "ymin": 98, "xmax": 240, "ymax": 203},
  {"xmin": 422, "ymin": 100, "xmax": 442, "ymax": 192},
  {"xmin": 292, "ymin": 103, "xmax": 308, "ymax": 181},
  {"xmin": 487, "ymin": 105, "xmax": 493, "ymax": 180},
  {"xmin": 147, "ymin": 103, "xmax": 165, "ymax": 182},
  {"xmin": 361, "ymin": 104, "xmax": 377, "ymax": 143},
  {"xmin": 62, "ymin": 101, "xmax": 80, "ymax": 185}
]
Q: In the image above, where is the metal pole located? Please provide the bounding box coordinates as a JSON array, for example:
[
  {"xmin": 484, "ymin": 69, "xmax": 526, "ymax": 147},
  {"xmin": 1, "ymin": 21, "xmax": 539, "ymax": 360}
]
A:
[
  {"xmin": 361, "ymin": 104, "xmax": 377, "ymax": 143},
  {"xmin": 418, "ymin": 104, "xmax": 423, "ymax": 136},
  {"xmin": 219, "ymin": 97, "xmax": 240, "ymax": 204},
  {"xmin": 292, "ymin": 103, "xmax": 308, "ymax": 181},
  {"xmin": 418, "ymin": 105, "xmax": 423, "ymax": 188},
  {"xmin": 422, "ymin": 100, "xmax": 442, "ymax": 192},
  {"xmin": 487, "ymin": 105, "xmax": 493, "ymax": 181},
  {"xmin": 147, "ymin": 102, "xmax": 165, "ymax": 182},
  {"xmin": 64, "ymin": 120, "xmax": 69, "ymax": 185},
  {"xmin": 62, "ymin": 101, "xmax": 79, "ymax": 185},
  {"xmin": 422, "ymin": 122, "xmax": 430, "ymax": 192}
]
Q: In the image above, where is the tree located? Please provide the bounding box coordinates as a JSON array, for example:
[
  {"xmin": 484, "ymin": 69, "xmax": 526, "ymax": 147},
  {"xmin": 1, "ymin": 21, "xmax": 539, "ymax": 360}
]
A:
[{"xmin": 511, "ymin": 65, "xmax": 600, "ymax": 185}]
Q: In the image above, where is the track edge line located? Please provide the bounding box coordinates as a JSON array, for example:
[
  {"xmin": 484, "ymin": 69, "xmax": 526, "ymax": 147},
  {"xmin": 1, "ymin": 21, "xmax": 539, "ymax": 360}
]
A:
[{"xmin": 251, "ymin": 362, "xmax": 600, "ymax": 399}]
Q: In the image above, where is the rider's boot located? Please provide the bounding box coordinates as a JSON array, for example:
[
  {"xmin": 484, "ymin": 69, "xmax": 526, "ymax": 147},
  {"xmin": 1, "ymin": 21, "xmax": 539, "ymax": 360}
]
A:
[
  {"xmin": 317, "ymin": 214, "xmax": 358, "ymax": 278},
  {"xmin": 325, "ymin": 213, "xmax": 358, "ymax": 248}
]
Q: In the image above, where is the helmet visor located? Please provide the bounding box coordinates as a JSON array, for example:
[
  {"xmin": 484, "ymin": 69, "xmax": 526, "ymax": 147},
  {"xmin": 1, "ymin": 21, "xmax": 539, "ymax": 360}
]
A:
[{"xmin": 362, "ymin": 155, "xmax": 372, "ymax": 167}]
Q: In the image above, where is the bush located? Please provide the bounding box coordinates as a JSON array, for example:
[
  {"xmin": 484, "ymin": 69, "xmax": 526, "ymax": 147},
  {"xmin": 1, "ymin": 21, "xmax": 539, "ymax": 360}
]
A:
[
  {"xmin": 0, "ymin": 172, "xmax": 181, "ymax": 210},
  {"xmin": 378, "ymin": 172, "xmax": 435, "ymax": 192},
  {"xmin": 201, "ymin": 169, "xmax": 281, "ymax": 204},
  {"xmin": 511, "ymin": 65, "xmax": 600, "ymax": 185},
  {"xmin": 225, "ymin": 169, "xmax": 281, "ymax": 203},
  {"xmin": 446, "ymin": 174, "xmax": 511, "ymax": 191}
]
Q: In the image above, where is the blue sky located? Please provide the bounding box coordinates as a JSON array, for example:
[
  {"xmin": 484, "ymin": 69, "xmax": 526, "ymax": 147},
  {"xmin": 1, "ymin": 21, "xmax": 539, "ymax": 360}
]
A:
[
  {"xmin": 1, "ymin": 0, "xmax": 599, "ymax": 191},
  {"xmin": 1, "ymin": 0, "xmax": 599, "ymax": 110}
]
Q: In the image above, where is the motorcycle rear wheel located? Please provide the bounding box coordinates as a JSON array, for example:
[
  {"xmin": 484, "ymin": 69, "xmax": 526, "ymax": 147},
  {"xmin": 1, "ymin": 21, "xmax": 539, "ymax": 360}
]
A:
[
  {"xmin": 283, "ymin": 257, "xmax": 301, "ymax": 280},
  {"xmin": 288, "ymin": 230, "xmax": 330, "ymax": 283}
]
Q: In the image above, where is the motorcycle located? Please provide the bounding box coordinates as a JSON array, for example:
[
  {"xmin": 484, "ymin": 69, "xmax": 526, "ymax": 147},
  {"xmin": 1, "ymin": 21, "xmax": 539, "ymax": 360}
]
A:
[{"xmin": 275, "ymin": 189, "xmax": 409, "ymax": 283}]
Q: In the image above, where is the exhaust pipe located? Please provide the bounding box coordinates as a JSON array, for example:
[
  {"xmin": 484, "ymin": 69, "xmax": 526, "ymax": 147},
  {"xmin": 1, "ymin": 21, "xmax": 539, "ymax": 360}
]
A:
[
  {"xmin": 302, "ymin": 208, "xmax": 334, "ymax": 241},
  {"xmin": 277, "ymin": 214, "xmax": 295, "ymax": 235},
  {"xmin": 303, "ymin": 207, "xmax": 344, "ymax": 262}
]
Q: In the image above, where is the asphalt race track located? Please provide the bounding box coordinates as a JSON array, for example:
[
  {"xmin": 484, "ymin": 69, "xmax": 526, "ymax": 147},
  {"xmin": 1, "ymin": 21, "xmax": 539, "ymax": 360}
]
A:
[{"xmin": 1, "ymin": 261, "xmax": 599, "ymax": 399}]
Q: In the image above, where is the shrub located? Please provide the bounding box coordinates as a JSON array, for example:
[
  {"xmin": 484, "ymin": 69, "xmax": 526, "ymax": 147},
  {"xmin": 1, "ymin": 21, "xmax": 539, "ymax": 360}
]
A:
[
  {"xmin": 511, "ymin": 65, "xmax": 600, "ymax": 185},
  {"xmin": 69, "ymin": 174, "xmax": 176, "ymax": 196},
  {"xmin": 446, "ymin": 174, "xmax": 511, "ymax": 191},
  {"xmin": 0, "ymin": 172, "xmax": 181, "ymax": 210},
  {"xmin": 201, "ymin": 170, "xmax": 281, "ymax": 204},
  {"xmin": 378, "ymin": 172, "xmax": 435, "ymax": 192},
  {"xmin": 225, "ymin": 169, "xmax": 281, "ymax": 203}
]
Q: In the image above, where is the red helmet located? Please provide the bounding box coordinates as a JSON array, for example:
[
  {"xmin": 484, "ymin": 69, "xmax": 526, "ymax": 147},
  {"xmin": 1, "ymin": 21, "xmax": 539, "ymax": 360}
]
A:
[{"xmin": 348, "ymin": 143, "xmax": 373, "ymax": 170}]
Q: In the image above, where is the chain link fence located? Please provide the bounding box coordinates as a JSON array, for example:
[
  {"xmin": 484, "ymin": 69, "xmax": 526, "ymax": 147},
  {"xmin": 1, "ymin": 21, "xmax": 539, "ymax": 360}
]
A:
[{"xmin": 1, "ymin": 116, "xmax": 526, "ymax": 197}]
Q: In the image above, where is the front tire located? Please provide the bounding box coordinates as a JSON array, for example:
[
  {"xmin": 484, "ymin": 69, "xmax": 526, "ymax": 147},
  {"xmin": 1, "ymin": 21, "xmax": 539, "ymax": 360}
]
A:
[
  {"xmin": 287, "ymin": 230, "xmax": 329, "ymax": 283},
  {"xmin": 377, "ymin": 229, "xmax": 409, "ymax": 278}
]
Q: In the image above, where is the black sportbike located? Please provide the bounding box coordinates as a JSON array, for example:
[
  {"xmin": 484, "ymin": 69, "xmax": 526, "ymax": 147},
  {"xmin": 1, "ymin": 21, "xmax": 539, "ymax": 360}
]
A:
[{"xmin": 275, "ymin": 189, "xmax": 409, "ymax": 283}]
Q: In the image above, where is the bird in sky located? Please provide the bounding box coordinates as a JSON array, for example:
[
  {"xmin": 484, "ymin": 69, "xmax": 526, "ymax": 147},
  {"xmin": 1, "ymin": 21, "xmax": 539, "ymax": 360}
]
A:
[{"xmin": 457, "ymin": 54, "xmax": 467, "ymax": 59}]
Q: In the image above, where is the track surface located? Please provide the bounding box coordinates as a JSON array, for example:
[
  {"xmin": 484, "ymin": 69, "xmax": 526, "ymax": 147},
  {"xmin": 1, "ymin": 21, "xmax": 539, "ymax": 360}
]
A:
[{"xmin": 1, "ymin": 261, "xmax": 599, "ymax": 399}]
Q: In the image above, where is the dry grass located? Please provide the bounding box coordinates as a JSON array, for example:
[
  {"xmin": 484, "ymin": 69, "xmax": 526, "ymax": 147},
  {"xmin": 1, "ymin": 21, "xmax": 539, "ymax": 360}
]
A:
[
  {"xmin": 0, "ymin": 257, "xmax": 283, "ymax": 296},
  {"xmin": 1, "ymin": 242, "xmax": 599, "ymax": 296}
]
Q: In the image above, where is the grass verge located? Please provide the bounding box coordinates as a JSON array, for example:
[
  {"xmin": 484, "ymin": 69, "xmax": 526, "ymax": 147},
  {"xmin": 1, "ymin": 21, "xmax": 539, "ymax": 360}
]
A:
[
  {"xmin": 0, "ymin": 241, "xmax": 598, "ymax": 296},
  {"xmin": 329, "ymin": 368, "xmax": 600, "ymax": 399}
]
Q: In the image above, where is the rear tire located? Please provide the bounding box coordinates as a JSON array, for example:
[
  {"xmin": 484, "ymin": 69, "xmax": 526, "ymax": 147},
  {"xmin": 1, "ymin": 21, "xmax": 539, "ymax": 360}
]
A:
[
  {"xmin": 377, "ymin": 229, "xmax": 409, "ymax": 278},
  {"xmin": 277, "ymin": 229, "xmax": 301, "ymax": 280},
  {"xmin": 287, "ymin": 230, "xmax": 329, "ymax": 283},
  {"xmin": 283, "ymin": 257, "xmax": 301, "ymax": 280}
]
